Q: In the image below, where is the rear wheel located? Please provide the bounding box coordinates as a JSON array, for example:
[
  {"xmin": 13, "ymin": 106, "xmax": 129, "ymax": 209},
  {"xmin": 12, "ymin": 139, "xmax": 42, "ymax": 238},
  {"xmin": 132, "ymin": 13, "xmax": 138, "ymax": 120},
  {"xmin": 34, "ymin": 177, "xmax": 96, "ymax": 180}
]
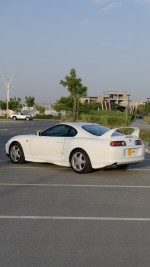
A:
[
  {"xmin": 117, "ymin": 164, "xmax": 129, "ymax": 169},
  {"xmin": 70, "ymin": 149, "xmax": 92, "ymax": 174},
  {"xmin": 9, "ymin": 142, "xmax": 25, "ymax": 164}
]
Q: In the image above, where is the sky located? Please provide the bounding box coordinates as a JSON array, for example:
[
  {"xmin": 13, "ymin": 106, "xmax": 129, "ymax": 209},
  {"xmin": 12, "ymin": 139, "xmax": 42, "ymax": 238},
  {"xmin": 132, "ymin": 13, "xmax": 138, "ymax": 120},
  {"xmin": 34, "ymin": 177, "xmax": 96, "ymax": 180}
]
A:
[{"xmin": 0, "ymin": 0, "xmax": 150, "ymax": 104}]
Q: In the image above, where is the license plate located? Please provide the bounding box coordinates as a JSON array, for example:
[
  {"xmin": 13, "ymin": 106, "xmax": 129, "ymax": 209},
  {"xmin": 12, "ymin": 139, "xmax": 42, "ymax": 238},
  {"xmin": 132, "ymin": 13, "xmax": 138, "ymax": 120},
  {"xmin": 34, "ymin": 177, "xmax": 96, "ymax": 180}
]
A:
[{"xmin": 128, "ymin": 148, "xmax": 136, "ymax": 156}]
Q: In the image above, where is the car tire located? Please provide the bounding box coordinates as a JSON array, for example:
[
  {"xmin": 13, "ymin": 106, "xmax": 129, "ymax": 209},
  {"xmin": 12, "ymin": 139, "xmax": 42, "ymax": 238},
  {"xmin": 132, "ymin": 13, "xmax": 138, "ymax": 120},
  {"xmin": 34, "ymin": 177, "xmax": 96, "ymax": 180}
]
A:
[
  {"xmin": 26, "ymin": 117, "xmax": 30, "ymax": 121},
  {"xmin": 70, "ymin": 149, "xmax": 92, "ymax": 174},
  {"xmin": 9, "ymin": 142, "xmax": 25, "ymax": 164},
  {"xmin": 117, "ymin": 164, "xmax": 129, "ymax": 169},
  {"xmin": 12, "ymin": 116, "xmax": 17, "ymax": 120}
]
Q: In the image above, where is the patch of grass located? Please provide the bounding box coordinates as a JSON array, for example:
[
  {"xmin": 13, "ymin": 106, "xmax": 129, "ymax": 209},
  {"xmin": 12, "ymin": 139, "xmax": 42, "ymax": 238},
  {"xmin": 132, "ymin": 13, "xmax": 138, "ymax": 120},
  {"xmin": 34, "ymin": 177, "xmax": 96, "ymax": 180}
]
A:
[
  {"xmin": 144, "ymin": 116, "xmax": 150, "ymax": 124},
  {"xmin": 0, "ymin": 115, "xmax": 7, "ymax": 119},
  {"xmin": 140, "ymin": 129, "xmax": 150, "ymax": 142},
  {"xmin": 79, "ymin": 112, "xmax": 131, "ymax": 127},
  {"xmin": 34, "ymin": 114, "xmax": 60, "ymax": 120}
]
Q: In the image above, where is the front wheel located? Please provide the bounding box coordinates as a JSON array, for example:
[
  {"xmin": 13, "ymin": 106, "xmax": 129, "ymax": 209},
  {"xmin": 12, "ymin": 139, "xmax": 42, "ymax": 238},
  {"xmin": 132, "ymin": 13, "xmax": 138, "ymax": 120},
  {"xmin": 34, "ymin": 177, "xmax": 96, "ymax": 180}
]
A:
[
  {"xmin": 70, "ymin": 149, "xmax": 92, "ymax": 174},
  {"xmin": 9, "ymin": 142, "xmax": 25, "ymax": 164},
  {"xmin": 12, "ymin": 116, "xmax": 17, "ymax": 120}
]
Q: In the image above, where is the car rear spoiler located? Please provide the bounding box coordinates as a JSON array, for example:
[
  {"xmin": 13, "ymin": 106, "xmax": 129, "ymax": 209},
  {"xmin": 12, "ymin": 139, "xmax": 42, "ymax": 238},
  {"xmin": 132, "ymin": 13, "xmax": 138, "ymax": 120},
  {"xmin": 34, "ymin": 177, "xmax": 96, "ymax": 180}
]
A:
[{"xmin": 102, "ymin": 127, "xmax": 140, "ymax": 139}]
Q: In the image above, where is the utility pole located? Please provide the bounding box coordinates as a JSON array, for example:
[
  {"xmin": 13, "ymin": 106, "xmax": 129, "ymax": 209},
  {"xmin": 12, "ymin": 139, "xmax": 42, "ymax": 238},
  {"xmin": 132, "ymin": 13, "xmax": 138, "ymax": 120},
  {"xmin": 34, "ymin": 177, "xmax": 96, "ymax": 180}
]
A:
[
  {"xmin": 126, "ymin": 94, "xmax": 130, "ymax": 119},
  {"xmin": 0, "ymin": 72, "xmax": 15, "ymax": 118}
]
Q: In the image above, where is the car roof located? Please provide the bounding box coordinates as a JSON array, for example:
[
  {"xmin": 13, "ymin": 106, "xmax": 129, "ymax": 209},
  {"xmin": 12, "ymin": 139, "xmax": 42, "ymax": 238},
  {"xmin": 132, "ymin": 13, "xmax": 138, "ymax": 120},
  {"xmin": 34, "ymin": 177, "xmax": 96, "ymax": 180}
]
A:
[
  {"xmin": 61, "ymin": 122, "xmax": 99, "ymax": 127},
  {"xmin": 58, "ymin": 122, "xmax": 110, "ymax": 137}
]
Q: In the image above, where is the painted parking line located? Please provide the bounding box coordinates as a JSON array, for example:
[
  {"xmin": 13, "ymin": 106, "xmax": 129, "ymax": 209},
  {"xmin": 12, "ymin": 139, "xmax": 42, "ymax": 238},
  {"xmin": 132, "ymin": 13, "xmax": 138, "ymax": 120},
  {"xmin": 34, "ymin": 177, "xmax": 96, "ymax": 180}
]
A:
[
  {"xmin": 0, "ymin": 161, "xmax": 150, "ymax": 170},
  {"xmin": 1, "ymin": 164, "xmax": 150, "ymax": 171},
  {"xmin": 129, "ymin": 168, "xmax": 150, "ymax": 171},
  {"xmin": 7, "ymin": 166, "xmax": 150, "ymax": 171},
  {"xmin": 1, "ymin": 183, "xmax": 150, "ymax": 188},
  {"xmin": 0, "ymin": 215, "xmax": 150, "ymax": 221}
]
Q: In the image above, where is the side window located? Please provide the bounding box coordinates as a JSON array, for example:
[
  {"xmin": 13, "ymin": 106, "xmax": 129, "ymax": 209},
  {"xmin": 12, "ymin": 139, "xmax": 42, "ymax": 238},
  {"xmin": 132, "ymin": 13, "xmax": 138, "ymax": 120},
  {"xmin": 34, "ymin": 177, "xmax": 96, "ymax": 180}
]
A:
[
  {"xmin": 41, "ymin": 125, "xmax": 70, "ymax": 137},
  {"xmin": 41, "ymin": 125, "xmax": 77, "ymax": 137},
  {"xmin": 68, "ymin": 127, "xmax": 77, "ymax": 137}
]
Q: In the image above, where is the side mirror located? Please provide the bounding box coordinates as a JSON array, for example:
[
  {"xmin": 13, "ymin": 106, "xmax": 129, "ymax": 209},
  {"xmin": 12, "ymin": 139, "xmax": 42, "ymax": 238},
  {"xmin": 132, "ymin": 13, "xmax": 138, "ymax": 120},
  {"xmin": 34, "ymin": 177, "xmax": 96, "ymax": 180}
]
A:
[{"xmin": 36, "ymin": 131, "xmax": 41, "ymax": 136}]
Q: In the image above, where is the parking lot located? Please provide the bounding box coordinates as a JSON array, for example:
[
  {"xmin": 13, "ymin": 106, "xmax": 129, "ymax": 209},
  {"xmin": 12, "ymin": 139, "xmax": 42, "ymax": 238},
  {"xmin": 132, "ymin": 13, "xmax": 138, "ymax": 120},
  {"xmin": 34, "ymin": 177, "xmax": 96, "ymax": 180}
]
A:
[{"xmin": 0, "ymin": 120, "xmax": 150, "ymax": 267}]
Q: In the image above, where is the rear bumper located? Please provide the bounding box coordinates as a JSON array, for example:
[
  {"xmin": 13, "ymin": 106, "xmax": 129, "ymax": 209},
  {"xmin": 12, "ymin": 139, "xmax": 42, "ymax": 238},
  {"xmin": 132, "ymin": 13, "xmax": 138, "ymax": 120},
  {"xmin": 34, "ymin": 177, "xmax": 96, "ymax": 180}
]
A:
[{"xmin": 91, "ymin": 145, "xmax": 145, "ymax": 169}]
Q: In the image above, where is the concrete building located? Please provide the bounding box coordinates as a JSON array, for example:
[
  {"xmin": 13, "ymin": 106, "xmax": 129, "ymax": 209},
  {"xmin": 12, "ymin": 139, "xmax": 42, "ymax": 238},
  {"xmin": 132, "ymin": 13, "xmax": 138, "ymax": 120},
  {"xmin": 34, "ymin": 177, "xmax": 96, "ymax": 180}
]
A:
[
  {"xmin": 80, "ymin": 91, "xmax": 130, "ymax": 107},
  {"xmin": 101, "ymin": 91, "xmax": 129, "ymax": 106}
]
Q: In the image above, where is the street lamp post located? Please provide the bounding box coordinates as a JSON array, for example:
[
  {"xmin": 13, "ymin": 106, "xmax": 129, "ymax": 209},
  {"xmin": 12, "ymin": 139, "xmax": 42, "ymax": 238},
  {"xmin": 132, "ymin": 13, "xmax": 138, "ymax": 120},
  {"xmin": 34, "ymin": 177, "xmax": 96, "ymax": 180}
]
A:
[
  {"xmin": 6, "ymin": 82, "xmax": 11, "ymax": 118},
  {"xmin": 0, "ymin": 72, "xmax": 15, "ymax": 118},
  {"xmin": 126, "ymin": 94, "xmax": 130, "ymax": 119}
]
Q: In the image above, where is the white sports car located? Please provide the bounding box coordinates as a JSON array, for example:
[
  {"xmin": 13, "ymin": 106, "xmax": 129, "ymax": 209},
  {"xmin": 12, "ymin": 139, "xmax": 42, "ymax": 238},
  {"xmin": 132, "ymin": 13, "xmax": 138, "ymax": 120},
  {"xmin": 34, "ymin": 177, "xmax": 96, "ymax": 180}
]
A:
[{"xmin": 5, "ymin": 122, "xmax": 145, "ymax": 174}]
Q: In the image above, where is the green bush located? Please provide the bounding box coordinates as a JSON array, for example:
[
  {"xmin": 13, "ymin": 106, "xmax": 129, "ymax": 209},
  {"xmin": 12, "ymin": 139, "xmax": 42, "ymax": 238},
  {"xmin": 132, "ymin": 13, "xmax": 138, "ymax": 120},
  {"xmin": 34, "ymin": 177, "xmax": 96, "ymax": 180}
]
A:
[
  {"xmin": 34, "ymin": 114, "xmax": 59, "ymax": 120},
  {"xmin": 0, "ymin": 115, "xmax": 7, "ymax": 119}
]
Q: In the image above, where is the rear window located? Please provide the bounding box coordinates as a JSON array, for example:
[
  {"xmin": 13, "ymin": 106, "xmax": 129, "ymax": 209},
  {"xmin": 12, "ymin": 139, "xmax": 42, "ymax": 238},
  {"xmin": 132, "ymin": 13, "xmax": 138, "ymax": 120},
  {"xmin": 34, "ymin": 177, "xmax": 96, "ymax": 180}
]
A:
[
  {"xmin": 82, "ymin": 125, "xmax": 110, "ymax": 136},
  {"xmin": 82, "ymin": 124, "xmax": 124, "ymax": 137}
]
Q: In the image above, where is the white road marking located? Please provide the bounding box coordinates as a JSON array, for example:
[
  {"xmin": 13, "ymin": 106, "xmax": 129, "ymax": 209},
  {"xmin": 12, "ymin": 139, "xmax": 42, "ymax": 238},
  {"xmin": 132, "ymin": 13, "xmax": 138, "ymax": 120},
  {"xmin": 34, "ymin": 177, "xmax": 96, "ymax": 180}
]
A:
[
  {"xmin": 0, "ymin": 215, "xmax": 150, "ymax": 221},
  {"xmin": 7, "ymin": 167, "xmax": 150, "ymax": 171},
  {"xmin": 128, "ymin": 168, "xmax": 150, "ymax": 171},
  {"xmin": 0, "ymin": 183, "xmax": 150, "ymax": 188}
]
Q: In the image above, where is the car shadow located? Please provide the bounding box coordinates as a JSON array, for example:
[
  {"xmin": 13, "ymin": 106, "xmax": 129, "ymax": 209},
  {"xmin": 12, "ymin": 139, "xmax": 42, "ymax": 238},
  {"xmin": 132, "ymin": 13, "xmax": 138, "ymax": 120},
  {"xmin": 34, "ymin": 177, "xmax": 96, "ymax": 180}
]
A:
[{"xmin": 102, "ymin": 157, "xmax": 150, "ymax": 172}]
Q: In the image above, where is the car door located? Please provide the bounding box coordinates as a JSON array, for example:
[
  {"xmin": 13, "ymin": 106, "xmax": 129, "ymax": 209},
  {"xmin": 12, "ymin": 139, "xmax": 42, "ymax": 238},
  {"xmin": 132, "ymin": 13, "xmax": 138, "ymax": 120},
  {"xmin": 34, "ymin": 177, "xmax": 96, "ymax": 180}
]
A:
[{"xmin": 30, "ymin": 125, "xmax": 70, "ymax": 162}]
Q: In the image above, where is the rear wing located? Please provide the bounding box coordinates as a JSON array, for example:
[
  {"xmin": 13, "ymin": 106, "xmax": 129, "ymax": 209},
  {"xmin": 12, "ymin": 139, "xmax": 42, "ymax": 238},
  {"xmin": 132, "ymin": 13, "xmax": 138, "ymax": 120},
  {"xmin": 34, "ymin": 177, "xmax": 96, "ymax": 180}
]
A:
[{"xmin": 102, "ymin": 127, "xmax": 140, "ymax": 139}]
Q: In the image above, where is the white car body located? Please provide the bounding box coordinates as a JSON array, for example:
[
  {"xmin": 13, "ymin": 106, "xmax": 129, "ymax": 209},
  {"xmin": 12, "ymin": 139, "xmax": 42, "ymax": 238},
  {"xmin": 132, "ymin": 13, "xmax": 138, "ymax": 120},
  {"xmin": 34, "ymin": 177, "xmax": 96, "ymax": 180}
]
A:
[
  {"xmin": 10, "ymin": 114, "xmax": 32, "ymax": 120},
  {"xmin": 5, "ymin": 122, "xmax": 145, "ymax": 173}
]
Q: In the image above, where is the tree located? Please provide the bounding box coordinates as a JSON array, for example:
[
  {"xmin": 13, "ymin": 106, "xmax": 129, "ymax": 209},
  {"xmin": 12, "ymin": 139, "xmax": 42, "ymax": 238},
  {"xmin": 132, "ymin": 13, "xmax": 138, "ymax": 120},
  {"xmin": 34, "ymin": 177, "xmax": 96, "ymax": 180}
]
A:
[
  {"xmin": 0, "ymin": 100, "xmax": 7, "ymax": 110},
  {"xmin": 79, "ymin": 102, "xmax": 102, "ymax": 113},
  {"xmin": 137, "ymin": 104, "xmax": 146, "ymax": 115},
  {"xmin": 60, "ymin": 68, "xmax": 87, "ymax": 121},
  {"xmin": 25, "ymin": 96, "xmax": 35, "ymax": 108},
  {"xmin": 53, "ymin": 96, "xmax": 74, "ymax": 112},
  {"xmin": 8, "ymin": 97, "xmax": 22, "ymax": 112},
  {"xmin": 36, "ymin": 105, "xmax": 45, "ymax": 115},
  {"xmin": 145, "ymin": 102, "xmax": 150, "ymax": 113}
]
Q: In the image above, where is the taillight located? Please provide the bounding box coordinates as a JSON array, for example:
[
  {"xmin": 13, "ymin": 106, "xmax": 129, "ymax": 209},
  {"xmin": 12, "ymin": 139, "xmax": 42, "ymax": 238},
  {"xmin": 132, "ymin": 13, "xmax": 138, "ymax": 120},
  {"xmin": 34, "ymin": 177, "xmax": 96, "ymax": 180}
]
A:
[
  {"xmin": 135, "ymin": 140, "xmax": 142, "ymax": 145},
  {"xmin": 110, "ymin": 141, "xmax": 126, "ymax": 146}
]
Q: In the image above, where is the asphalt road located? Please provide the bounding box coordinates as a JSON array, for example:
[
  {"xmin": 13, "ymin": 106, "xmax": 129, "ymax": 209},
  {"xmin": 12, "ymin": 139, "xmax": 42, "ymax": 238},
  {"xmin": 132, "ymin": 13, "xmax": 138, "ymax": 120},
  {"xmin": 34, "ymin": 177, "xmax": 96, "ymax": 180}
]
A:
[
  {"xmin": 130, "ymin": 118, "xmax": 150, "ymax": 130},
  {"xmin": 0, "ymin": 120, "xmax": 150, "ymax": 267}
]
